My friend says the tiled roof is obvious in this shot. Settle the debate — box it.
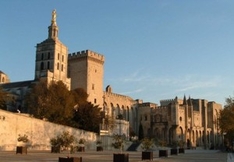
[0,80,35,89]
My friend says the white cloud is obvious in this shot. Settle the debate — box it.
[120,88,144,95]
[176,80,218,92]
[115,71,223,88]
[120,72,221,86]
[108,71,227,104]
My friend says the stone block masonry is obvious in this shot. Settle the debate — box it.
[0,109,97,151]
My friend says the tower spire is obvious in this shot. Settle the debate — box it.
[48,9,58,39]
[51,9,57,25]
[183,95,187,105]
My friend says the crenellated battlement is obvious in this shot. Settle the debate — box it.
[138,102,157,108]
[68,49,105,62]
[151,106,168,113]
[160,99,174,102]
[103,91,134,101]
[160,99,174,106]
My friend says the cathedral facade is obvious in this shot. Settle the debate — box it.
[0,10,222,148]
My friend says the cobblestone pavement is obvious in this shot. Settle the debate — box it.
[0,149,230,162]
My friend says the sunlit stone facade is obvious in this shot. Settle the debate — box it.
[138,96,222,148]
[0,10,223,148]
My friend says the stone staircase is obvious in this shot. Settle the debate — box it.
[126,142,141,151]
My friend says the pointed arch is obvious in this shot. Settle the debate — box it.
[178,127,183,141]
[116,104,120,115]
[126,106,130,121]
[196,130,199,146]
[111,103,115,118]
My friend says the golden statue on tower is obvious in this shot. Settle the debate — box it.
[51,9,57,25]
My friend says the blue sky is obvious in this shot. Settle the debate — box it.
[1,0,234,105]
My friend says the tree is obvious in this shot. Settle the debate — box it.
[25,80,102,133]
[46,81,75,124]
[26,80,48,117]
[112,134,125,152]
[71,88,88,105]
[26,80,75,125]
[141,137,154,151]
[0,87,6,109]
[219,99,234,133]
[0,87,12,110]
[72,102,102,133]
[104,115,116,131]
[50,131,76,150]
[219,97,234,147]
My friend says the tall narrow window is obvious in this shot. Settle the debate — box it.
[58,53,60,60]
[92,84,95,90]
[57,63,59,70]
[40,62,44,70]
[48,52,50,59]
[94,98,97,104]
[41,53,44,60]
[61,64,63,71]
[62,55,64,62]
[47,62,50,69]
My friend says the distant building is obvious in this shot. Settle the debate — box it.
[0,71,10,84]
[138,96,222,148]
[0,80,35,112]
[0,10,222,148]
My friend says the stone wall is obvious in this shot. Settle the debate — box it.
[0,109,97,151]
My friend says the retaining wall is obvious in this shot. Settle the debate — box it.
[0,109,97,151]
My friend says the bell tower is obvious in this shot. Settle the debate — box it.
[48,10,58,39]
[35,10,70,89]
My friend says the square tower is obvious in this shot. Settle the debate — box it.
[68,50,105,107]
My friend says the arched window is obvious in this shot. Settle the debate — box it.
[40,62,44,70]
[180,116,182,121]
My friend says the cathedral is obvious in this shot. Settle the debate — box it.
[0,10,222,148]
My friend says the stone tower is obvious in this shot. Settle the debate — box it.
[0,71,10,84]
[68,50,105,107]
[35,10,70,89]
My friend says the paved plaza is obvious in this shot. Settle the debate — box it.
[0,149,232,162]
